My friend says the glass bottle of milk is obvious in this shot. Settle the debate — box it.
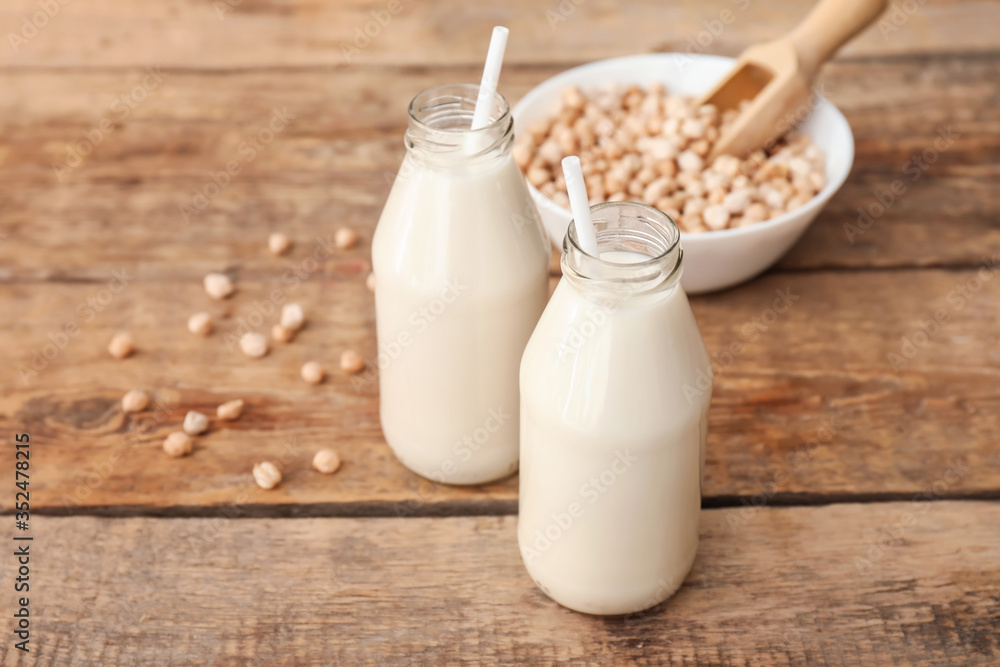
[518,202,712,615]
[372,84,551,485]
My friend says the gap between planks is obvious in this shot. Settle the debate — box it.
[10,491,1000,520]
[5,262,1000,286]
[1,48,1000,74]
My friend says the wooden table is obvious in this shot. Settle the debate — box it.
[2,0,998,663]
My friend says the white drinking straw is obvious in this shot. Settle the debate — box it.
[471,26,509,130]
[561,156,600,257]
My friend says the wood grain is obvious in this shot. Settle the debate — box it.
[0,0,997,70]
[0,56,997,284]
[1,504,996,664]
[3,268,999,515]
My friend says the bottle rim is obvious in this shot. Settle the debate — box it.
[562,201,683,294]
[405,84,513,159]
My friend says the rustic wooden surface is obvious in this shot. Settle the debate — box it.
[1,0,999,663]
[1,504,999,665]
[3,269,1000,516]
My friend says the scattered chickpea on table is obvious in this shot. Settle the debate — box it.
[109,230,365,482]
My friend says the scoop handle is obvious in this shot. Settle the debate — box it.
[789,0,887,76]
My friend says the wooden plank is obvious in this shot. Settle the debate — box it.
[0,0,997,69]
[0,57,997,279]
[1,59,994,181]
[3,268,999,515]
[1,504,997,663]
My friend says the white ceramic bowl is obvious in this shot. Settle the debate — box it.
[512,54,854,294]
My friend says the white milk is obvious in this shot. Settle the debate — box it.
[518,203,712,615]
[372,84,550,485]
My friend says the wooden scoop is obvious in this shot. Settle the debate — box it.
[700,0,887,161]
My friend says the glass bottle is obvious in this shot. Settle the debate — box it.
[518,202,712,615]
[372,84,550,485]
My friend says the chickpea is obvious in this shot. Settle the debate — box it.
[240,332,269,359]
[689,139,711,158]
[685,180,706,199]
[313,449,342,474]
[703,204,731,231]
[683,198,707,217]
[188,312,213,336]
[681,118,705,139]
[723,189,753,214]
[744,203,770,224]
[636,167,656,187]
[604,173,626,195]
[301,361,326,385]
[163,432,192,458]
[272,324,295,343]
[108,332,134,359]
[643,178,672,204]
[677,150,704,174]
[340,350,365,374]
[701,171,729,192]
[280,303,305,331]
[121,389,149,413]
[562,85,587,111]
[537,140,563,165]
[203,273,234,300]
[183,411,210,436]
[526,166,549,187]
[216,399,244,421]
[252,461,282,490]
[513,142,533,169]
[662,207,682,222]
[809,171,827,192]
[655,159,678,179]
[268,232,291,256]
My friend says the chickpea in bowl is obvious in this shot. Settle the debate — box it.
[511,54,854,294]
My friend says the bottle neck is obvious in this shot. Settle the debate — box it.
[404,83,514,168]
[562,202,683,300]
